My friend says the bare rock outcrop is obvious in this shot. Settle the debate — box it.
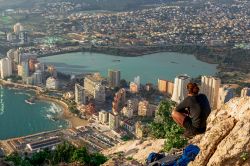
[189,97,250,166]
[189,117,236,166]
[102,139,165,164]
[102,97,250,166]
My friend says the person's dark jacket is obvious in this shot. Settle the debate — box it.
[176,93,211,129]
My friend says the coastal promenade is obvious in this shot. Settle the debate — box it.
[0,79,43,93]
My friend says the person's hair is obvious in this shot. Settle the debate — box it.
[187,82,199,95]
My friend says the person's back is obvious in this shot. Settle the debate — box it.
[172,83,211,138]
[195,93,211,129]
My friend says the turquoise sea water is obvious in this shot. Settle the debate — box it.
[39,52,217,84]
[0,86,67,140]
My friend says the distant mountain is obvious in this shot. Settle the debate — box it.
[0,0,40,9]
[75,0,178,11]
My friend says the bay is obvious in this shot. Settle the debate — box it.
[0,86,67,140]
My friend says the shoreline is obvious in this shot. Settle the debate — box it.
[0,80,88,130]
[36,95,73,128]
[37,95,88,129]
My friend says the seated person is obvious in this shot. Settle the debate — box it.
[171,83,211,138]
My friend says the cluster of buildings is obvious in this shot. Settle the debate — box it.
[1,46,249,140]
[73,73,108,115]
[6,23,30,45]
[33,0,248,47]
[0,48,59,90]
[72,70,156,134]
[98,98,155,131]
[71,68,249,139]
[0,0,249,157]
[1,1,248,58]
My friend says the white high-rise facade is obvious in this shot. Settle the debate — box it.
[0,58,12,79]
[171,74,191,103]
[109,112,119,130]
[201,76,221,109]
[134,76,140,87]
[94,83,106,103]
[13,23,24,34]
[98,110,109,124]
[21,61,29,78]
[84,73,105,103]
[108,69,120,88]
[6,33,13,42]
[217,85,234,109]
[32,70,42,85]
[75,84,86,105]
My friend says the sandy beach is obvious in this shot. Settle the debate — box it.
[37,95,89,128]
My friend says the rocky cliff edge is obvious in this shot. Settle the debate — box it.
[189,96,250,166]
[102,97,250,166]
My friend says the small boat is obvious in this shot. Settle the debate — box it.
[170,61,178,64]
[112,59,121,62]
[25,97,35,105]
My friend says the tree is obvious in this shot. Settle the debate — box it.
[90,153,108,166]
[52,142,76,164]
[149,122,165,138]
[149,100,187,152]
[4,152,22,165]
[154,100,173,123]
[4,142,107,166]
[30,148,51,165]
[164,123,187,151]
[71,147,90,164]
